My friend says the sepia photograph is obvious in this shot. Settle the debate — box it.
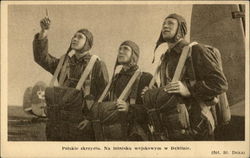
[1,1,249,157]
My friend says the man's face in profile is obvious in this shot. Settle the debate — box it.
[71,32,87,51]
[117,45,133,65]
[161,18,178,41]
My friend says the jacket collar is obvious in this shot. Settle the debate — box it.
[70,52,91,63]
[119,65,139,76]
[169,39,189,55]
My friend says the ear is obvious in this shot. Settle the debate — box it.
[80,38,90,52]
[129,51,138,66]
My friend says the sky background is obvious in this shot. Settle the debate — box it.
[7,4,192,106]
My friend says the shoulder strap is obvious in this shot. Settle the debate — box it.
[98,68,122,102]
[172,42,198,82]
[98,68,142,103]
[76,55,99,90]
[98,80,112,102]
[118,69,142,101]
[129,72,143,104]
[160,61,167,87]
[58,57,69,86]
[148,42,198,88]
[49,55,66,87]
[149,60,162,88]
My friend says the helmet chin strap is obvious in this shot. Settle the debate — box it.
[167,38,183,49]
[118,56,136,68]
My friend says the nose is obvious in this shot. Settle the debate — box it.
[163,22,168,27]
[119,48,124,54]
[163,25,169,30]
[72,37,78,42]
[163,23,170,29]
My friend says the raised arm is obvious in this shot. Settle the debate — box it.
[32,17,59,75]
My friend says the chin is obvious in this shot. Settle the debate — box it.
[72,48,82,52]
[71,47,77,50]
[117,60,128,65]
[162,35,173,41]
[117,61,124,65]
[71,45,80,50]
